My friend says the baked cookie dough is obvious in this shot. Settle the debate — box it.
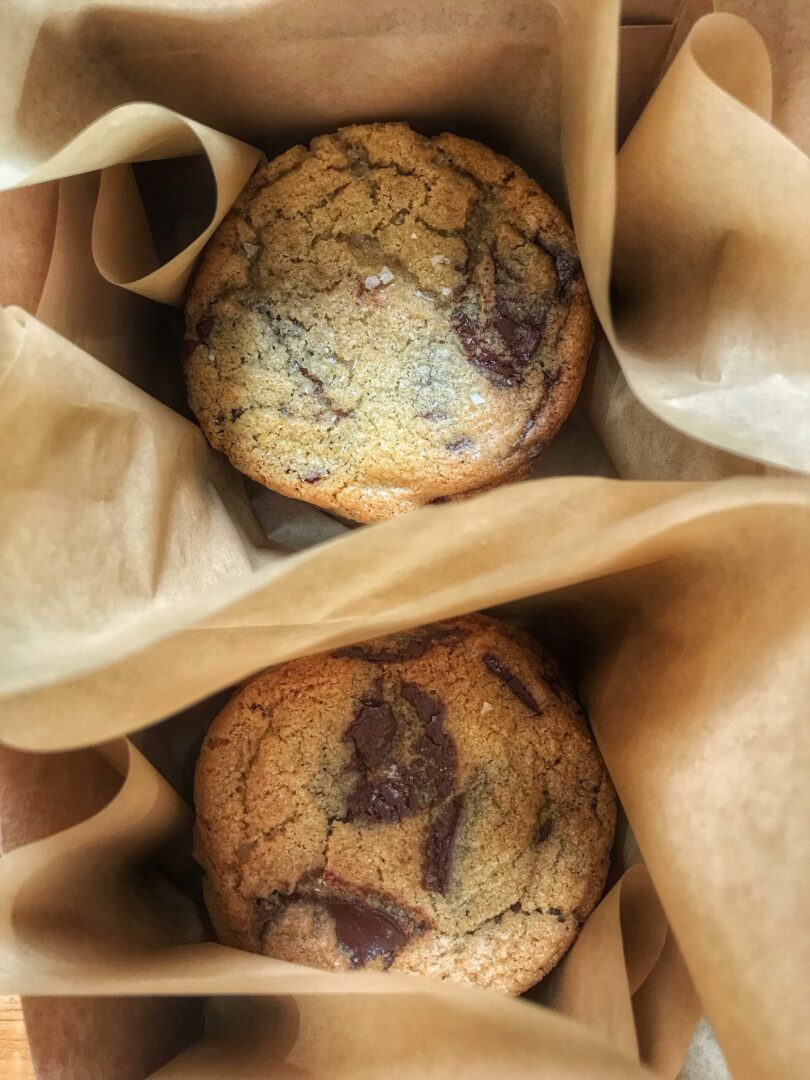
[194,614,615,993]
[183,123,593,522]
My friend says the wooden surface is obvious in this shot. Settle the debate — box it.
[0,998,35,1079]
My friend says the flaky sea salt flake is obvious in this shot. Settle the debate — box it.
[379,266,395,285]
[431,253,450,265]
[470,391,486,405]
[364,274,381,290]
[242,242,260,258]
[481,701,494,715]
[441,286,452,297]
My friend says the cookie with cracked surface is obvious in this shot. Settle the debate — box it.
[194,614,615,993]
[183,122,593,523]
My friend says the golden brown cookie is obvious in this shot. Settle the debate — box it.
[194,615,615,993]
[183,123,593,522]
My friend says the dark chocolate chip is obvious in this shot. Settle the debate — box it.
[534,235,581,294]
[303,472,327,484]
[510,901,523,913]
[334,626,466,664]
[196,316,215,344]
[343,677,458,823]
[324,898,413,967]
[257,886,422,969]
[400,682,439,725]
[344,701,397,769]
[423,792,465,894]
[405,684,456,802]
[230,407,245,422]
[482,653,540,713]
[534,817,553,844]
[547,906,566,923]
[495,312,543,364]
[473,345,520,385]
[346,770,418,823]
[451,311,520,386]
[554,250,581,289]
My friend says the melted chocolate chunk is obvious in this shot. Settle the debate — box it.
[482,654,540,713]
[404,683,456,802]
[510,901,523,913]
[346,769,418,823]
[230,407,245,422]
[334,625,466,664]
[343,680,458,823]
[303,471,327,484]
[400,682,439,725]
[423,792,465,894]
[180,338,197,361]
[451,311,520,386]
[534,236,581,295]
[495,310,544,365]
[554,249,581,290]
[344,699,397,768]
[534,817,553,844]
[325,899,414,967]
[256,887,422,969]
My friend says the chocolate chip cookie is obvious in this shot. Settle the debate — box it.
[183,123,593,523]
[194,615,615,993]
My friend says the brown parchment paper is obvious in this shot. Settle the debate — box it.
[0,1,808,1077]
[1,476,807,1078]
[595,0,809,483]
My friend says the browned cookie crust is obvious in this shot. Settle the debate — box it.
[183,123,593,522]
[194,615,615,993]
